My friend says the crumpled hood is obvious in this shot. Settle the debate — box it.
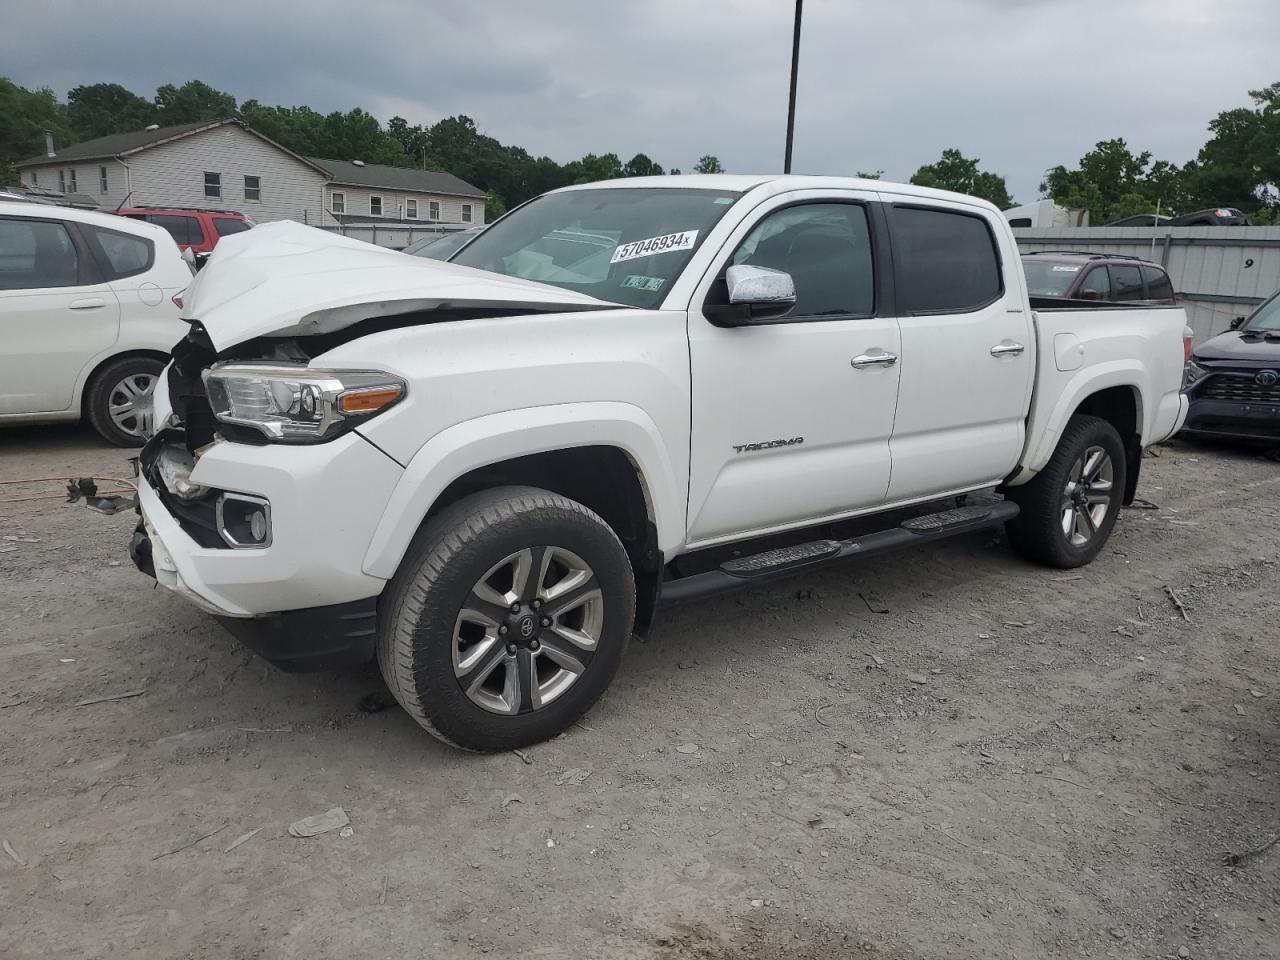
[1194,329,1280,364]
[182,220,612,351]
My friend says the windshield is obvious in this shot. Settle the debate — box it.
[451,187,741,308]
[1022,258,1082,297]
[404,230,476,260]
[1244,293,1280,332]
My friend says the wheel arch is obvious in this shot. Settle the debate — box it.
[78,349,171,417]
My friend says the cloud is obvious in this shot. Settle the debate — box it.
[4,0,1276,200]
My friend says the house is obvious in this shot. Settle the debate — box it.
[16,118,486,228]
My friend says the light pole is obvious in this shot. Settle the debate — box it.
[783,0,803,174]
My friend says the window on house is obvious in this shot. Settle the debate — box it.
[69,169,77,193]
[58,170,66,192]
[204,172,221,198]
[370,195,383,216]
[244,176,261,201]
[331,191,345,214]
[406,199,417,219]
[428,200,440,220]
[30,170,38,186]
[461,203,473,223]
[99,166,108,193]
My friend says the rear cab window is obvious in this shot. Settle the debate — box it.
[890,205,1002,313]
[1140,264,1174,301]
[1109,264,1145,301]
[213,218,251,238]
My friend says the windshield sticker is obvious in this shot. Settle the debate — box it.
[622,275,665,292]
[713,197,735,204]
[1051,265,1081,272]
[610,230,699,264]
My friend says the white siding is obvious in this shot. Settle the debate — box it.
[125,125,327,225]
[325,185,484,225]
[21,159,130,208]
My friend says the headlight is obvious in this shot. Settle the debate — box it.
[202,363,405,443]
[1183,359,1211,388]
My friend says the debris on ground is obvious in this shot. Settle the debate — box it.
[357,691,395,713]
[152,822,228,860]
[905,672,928,685]
[512,749,534,765]
[866,652,886,667]
[288,807,349,838]
[676,743,699,755]
[339,825,354,839]
[3,839,26,866]
[555,767,593,786]
[223,827,265,853]
[500,793,523,810]
[1224,835,1279,867]
[1164,586,1191,622]
[64,478,137,515]
[76,688,147,707]
[860,593,890,614]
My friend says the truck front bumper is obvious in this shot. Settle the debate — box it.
[131,429,403,671]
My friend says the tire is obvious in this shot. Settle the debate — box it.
[376,486,635,751]
[1005,415,1127,569]
[85,356,164,447]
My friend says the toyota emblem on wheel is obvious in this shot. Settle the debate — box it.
[1255,370,1279,386]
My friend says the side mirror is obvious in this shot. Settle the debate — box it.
[179,247,197,272]
[1229,315,1246,330]
[1077,289,1099,301]
[707,264,797,325]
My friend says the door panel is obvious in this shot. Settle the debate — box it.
[884,201,1034,501]
[0,217,121,414]
[686,192,901,546]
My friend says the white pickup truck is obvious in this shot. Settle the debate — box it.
[129,175,1189,751]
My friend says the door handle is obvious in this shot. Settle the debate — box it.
[851,351,898,369]
[990,342,1025,357]
[69,297,106,310]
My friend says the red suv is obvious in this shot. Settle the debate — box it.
[116,207,254,261]
[1021,252,1177,306]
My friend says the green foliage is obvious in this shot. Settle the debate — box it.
[693,155,724,174]
[623,153,664,177]
[855,170,883,180]
[485,190,507,222]
[0,79,72,184]
[1039,139,1187,222]
[153,80,237,125]
[67,83,156,140]
[1181,83,1280,215]
[910,148,1013,208]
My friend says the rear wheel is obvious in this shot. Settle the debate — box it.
[1005,415,1127,569]
[376,486,635,751]
[85,356,164,447]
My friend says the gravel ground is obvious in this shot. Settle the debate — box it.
[1,423,1277,960]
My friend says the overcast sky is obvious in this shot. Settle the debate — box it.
[5,0,1277,201]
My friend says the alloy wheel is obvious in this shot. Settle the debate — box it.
[452,546,604,715]
[1060,445,1113,547]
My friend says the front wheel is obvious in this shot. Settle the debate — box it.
[376,486,635,751]
[1005,415,1127,569]
[85,356,164,447]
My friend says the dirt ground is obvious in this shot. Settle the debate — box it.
[1,423,1277,960]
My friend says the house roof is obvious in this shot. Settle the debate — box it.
[19,119,232,166]
[307,158,486,199]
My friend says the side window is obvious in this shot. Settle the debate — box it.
[213,218,250,237]
[1141,264,1174,301]
[729,203,875,318]
[1078,266,1111,300]
[0,218,81,289]
[149,215,193,245]
[1109,264,1144,301]
[890,206,1002,313]
[81,225,154,279]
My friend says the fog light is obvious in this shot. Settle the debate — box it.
[215,493,272,548]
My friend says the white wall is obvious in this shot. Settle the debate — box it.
[324,185,483,225]
[125,125,328,225]
[24,159,129,207]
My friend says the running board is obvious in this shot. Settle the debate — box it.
[660,500,1020,604]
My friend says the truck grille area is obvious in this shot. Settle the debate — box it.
[1200,375,1280,405]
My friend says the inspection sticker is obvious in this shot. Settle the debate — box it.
[610,230,698,264]
[622,275,665,291]
[1050,265,1081,272]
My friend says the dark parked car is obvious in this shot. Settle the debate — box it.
[1182,290,1280,442]
[402,225,485,260]
[1167,207,1251,226]
[1021,252,1176,305]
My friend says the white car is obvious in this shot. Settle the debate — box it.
[0,202,192,445]
[129,175,1189,751]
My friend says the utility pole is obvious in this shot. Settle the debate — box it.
[783,0,803,174]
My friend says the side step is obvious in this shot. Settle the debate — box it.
[660,500,1019,604]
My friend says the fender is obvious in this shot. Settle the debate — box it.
[1014,359,1148,482]
[360,401,686,580]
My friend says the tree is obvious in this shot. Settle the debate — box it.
[1181,82,1280,217]
[855,169,883,180]
[1041,138,1186,222]
[693,155,723,174]
[563,152,624,184]
[485,190,507,222]
[910,148,1013,208]
[0,79,72,184]
[622,153,664,177]
[67,83,155,140]
[153,80,237,125]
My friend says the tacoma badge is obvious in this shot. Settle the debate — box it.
[732,437,804,454]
